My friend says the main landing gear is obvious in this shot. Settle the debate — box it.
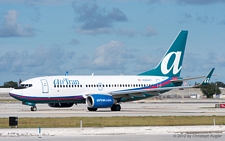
[87,107,98,111]
[110,104,121,111]
[31,106,37,111]
[87,104,121,112]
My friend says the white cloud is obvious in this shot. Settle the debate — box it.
[0,46,75,75]
[75,27,111,35]
[116,28,136,37]
[141,25,158,37]
[175,0,225,5]
[93,41,131,69]
[196,15,209,24]
[72,1,127,35]
[70,38,80,45]
[76,41,135,71]
[0,10,34,37]
[133,55,158,73]
[179,13,192,24]
[0,0,73,5]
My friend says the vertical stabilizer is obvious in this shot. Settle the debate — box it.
[138,30,188,77]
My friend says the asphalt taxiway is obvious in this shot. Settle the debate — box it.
[1,134,223,141]
[1,99,225,117]
[1,99,225,140]
[0,126,225,140]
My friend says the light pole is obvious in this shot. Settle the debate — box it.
[215,79,217,98]
[187,76,190,97]
[215,82,217,95]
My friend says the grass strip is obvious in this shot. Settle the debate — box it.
[0,116,225,128]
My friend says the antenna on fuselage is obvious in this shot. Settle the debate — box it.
[65,71,69,76]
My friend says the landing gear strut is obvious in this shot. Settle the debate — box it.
[110,104,121,111]
[31,106,37,111]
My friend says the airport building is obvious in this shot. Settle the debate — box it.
[163,88,225,99]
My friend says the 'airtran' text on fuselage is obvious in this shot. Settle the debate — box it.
[53,78,80,85]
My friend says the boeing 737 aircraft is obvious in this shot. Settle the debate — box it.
[9,30,214,111]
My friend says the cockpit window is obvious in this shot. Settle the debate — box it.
[15,84,33,89]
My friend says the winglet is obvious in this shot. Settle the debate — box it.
[193,68,215,88]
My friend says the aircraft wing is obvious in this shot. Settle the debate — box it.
[110,68,215,98]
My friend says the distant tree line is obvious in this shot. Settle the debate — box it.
[0,81,18,88]
[0,79,22,88]
[200,81,224,98]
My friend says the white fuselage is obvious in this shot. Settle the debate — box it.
[10,75,173,103]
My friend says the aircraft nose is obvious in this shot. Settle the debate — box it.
[9,89,22,98]
[9,89,16,96]
[9,88,16,94]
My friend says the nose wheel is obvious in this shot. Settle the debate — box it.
[31,106,37,111]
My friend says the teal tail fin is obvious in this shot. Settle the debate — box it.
[138,30,188,77]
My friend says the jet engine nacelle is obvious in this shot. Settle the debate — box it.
[86,94,114,108]
[48,103,74,108]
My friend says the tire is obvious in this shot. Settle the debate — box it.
[115,105,121,111]
[110,105,115,111]
[31,106,37,111]
[111,104,121,111]
[87,107,98,111]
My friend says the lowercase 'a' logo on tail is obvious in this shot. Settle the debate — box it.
[161,51,182,75]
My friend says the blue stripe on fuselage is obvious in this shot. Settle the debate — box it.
[9,93,84,104]
[116,77,179,92]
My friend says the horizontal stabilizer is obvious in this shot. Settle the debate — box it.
[171,70,217,83]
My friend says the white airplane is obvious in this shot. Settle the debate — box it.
[9,30,214,111]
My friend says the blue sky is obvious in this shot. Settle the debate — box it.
[0,0,225,85]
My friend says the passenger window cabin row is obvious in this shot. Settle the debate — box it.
[86,84,152,87]
[54,85,82,88]
[54,84,153,88]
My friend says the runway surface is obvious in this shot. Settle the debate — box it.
[1,99,225,140]
[0,126,225,140]
[1,134,225,141]
[1,99,225,117]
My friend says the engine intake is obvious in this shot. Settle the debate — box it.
[86,94,114,108]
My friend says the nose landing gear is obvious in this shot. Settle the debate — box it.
[31,106,37,111]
